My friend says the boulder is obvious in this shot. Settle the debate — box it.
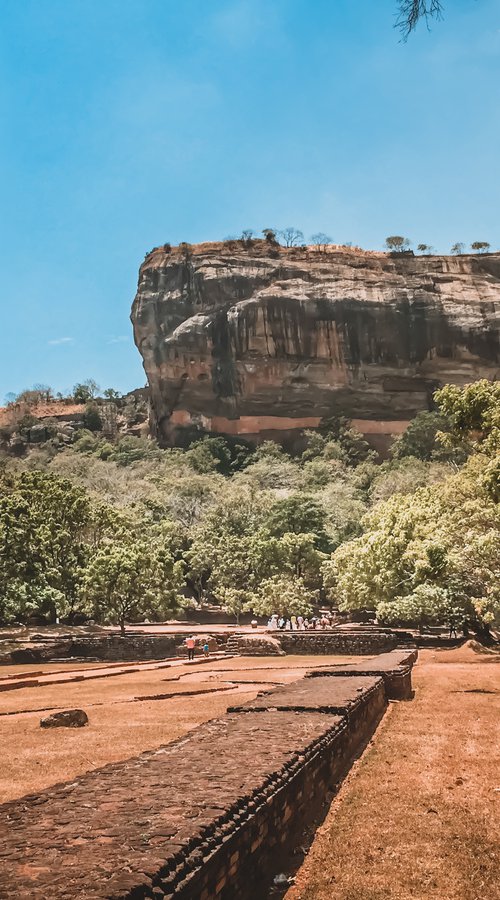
[40,709,89,728]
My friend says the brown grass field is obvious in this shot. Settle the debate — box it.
[1,645,498,900]
[286,644,500,900]
[0,654,362,802]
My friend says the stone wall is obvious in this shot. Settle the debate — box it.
[234,630,398,656]
[4,633,228,665]
[0,650,416,900]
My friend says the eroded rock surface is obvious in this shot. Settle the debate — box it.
[131,242,500,445]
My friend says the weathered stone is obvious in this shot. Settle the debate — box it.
[227,634,285,656]
[40,709,89,728]
[131,241,500,447]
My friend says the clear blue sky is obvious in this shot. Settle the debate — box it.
[1,0,499,399]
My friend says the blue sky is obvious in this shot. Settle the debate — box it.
[1,0,499,399]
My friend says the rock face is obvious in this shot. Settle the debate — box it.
[131,242,500,447]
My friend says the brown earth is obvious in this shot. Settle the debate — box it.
[0,654,362,802]
[286,644,500,900]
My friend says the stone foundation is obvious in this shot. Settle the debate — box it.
[4,633,228,665]
[0,650,416,900]
[232,630,398,656]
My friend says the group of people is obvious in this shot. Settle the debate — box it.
[184,635,210,660]
[267,613,334,631]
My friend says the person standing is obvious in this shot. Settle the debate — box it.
[186,635,196,661]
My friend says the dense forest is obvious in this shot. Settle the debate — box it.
[0,380,498,635]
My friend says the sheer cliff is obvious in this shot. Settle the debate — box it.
[131,241,500,446]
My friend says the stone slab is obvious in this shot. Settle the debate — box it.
[228,674,383,715]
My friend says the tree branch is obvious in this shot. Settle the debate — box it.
[396,0,444,39]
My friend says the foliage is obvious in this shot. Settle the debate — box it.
[0,472,105,622]
[186,436,252,475]
[471,241,491,254]
[1,378,497,632]
[450,242,465,255]
[390,411,462,462]
[434,380,500,456]
[84,539,183,633]
[264,494,331,552]
[82,402,103,432]
[323,456,500,631]
[73,379,100,403]
[249,574,316,618]
[385,235,411,252]
[318,417,376,466]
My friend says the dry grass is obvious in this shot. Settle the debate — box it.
[286,645,500,900]
[0,654,356,803]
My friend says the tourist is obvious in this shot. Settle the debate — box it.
[203,640,210,658]
[285,618,291,631]
[290,614,297,631]
[278,616,285,630]
[297,615,304,630]
[185,635,196,661]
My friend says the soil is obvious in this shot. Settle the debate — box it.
[285,644,500,900]
[0,654,362,802]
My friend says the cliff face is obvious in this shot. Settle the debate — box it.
[131,242,500,446]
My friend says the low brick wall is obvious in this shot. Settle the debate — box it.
[274,630,398,655]
[6,633,227,665]
[0,650,416,900]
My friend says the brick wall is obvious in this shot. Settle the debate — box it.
[0,651,416,900]
[271,630,398,655]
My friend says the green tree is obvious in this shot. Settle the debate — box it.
[0,472,103,622]
[103,388,121,401]
[264,494,330,552]
[323,457,500,635]
[319,417,375,466]
[82,402,103,432]
[73,379,100,403]
[377,583,449,630]
[434,380,500,456]
[249,574,316,618]
[391,411,460,462]
[417,243,433,254]
[84,540,183,633]
[385,235,411,252]
[450,242,465,255]
[471,241,491,254]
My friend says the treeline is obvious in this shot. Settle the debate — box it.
[0,381,498,634]
[146,231,496,259]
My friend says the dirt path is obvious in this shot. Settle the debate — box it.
[286,646,500,900]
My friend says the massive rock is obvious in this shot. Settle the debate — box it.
[131,241,500,447]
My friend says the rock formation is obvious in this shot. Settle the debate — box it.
[131,241,500,447]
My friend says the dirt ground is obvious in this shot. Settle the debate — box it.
[286,644,500,900]
[0,654,362,802]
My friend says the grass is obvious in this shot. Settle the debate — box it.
[286,644,500,900]
[0,654,359,802]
